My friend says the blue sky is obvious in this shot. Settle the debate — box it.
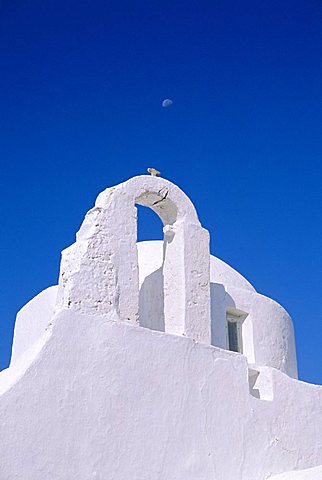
[0,0,321,383]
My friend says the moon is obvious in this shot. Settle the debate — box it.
[162,98,173,108]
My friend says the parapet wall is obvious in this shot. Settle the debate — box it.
[0,308,320,480]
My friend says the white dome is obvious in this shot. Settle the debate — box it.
[209,255,255,292]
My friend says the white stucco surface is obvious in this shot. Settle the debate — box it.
[270,465,322,479]
[137,240,255,292]
[0,175,320,479]
[209,255,255,292]
[0,310,321,480]
[137,240,297,378]
[56,175,211,343]
[10,285,57,365]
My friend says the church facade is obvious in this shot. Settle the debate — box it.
[1,176,321,479]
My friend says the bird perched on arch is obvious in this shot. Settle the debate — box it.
[147,167,161,177]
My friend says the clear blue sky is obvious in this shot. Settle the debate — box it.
[0,0,321,383]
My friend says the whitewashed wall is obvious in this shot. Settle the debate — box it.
[0,309,321,480]
[137,241,297,378]
[0,176,318,480]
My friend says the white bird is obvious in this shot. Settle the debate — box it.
[147,167,161,177]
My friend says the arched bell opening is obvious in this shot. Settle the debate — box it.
[135,188,178,226]
[135,188,179,332]
[135,208,165,333]
[136,205,164,243]
[57,176,211,344]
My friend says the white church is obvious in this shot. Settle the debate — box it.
[0,175,321,480]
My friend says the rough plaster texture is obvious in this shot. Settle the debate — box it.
[0,176,320,479]
[56,175,211,343]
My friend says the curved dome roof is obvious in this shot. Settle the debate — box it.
[137,241,255,292]
[210,255,255,292]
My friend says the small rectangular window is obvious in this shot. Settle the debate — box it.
[227,320,239,352]
[226,314,243,353]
